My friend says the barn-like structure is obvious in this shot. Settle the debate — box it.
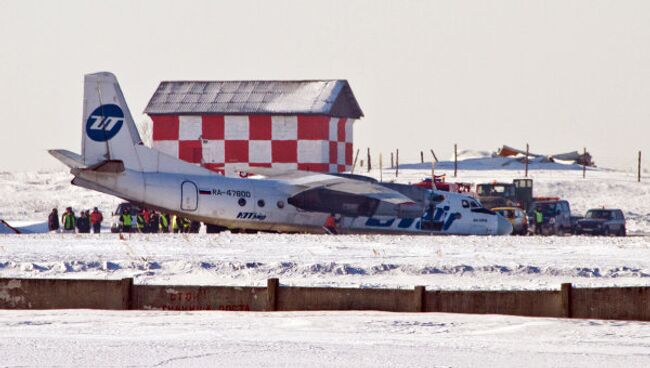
[144,80,363,175]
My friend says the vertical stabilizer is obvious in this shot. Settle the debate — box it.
[82,72,143,170]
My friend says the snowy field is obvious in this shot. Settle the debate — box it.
[1,310,649,368]
[2,163,650,366]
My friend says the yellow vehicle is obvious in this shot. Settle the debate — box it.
[492,207,528,235]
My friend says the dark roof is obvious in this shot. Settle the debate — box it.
[144,80,363,119]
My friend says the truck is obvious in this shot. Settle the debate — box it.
[476,179,534,211]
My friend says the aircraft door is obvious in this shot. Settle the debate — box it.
[181,180,198,211]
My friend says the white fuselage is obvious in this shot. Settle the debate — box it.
[73,168,512,235]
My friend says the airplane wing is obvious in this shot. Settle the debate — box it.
[242,167,422,218]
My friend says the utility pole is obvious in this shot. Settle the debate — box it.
[395,149,399,178]
[639,151,642,182]
[431,160,436,182]
[390,152,394,168]
[430,149,438,162]
[379,153,383,182]
[420,151,424,164]
[582,147,586,179]
[525,143,529,178]
[351,149,360,174]
[367,148,371,172]
[454,144,458,178]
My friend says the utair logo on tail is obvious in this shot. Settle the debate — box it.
[85,104,124,142]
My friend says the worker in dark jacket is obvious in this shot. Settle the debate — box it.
[48,208,59,232]
[189,220,201,233]
[77,211,90,233]
[149,211,160,234]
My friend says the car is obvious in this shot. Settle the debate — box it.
[575,209,626,236]
[527,200,572,235]
[492,207,528,235]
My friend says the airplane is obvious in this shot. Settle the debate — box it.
[49,72,513,236]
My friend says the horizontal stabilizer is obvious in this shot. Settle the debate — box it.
[85,160,125,173]
[48,149,87,169]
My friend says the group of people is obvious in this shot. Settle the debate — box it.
[47,206,201,234]
[48,207,103,233]
[118,207,200,234]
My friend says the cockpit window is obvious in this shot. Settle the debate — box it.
[461,200,469,208]
[470,201,480,208]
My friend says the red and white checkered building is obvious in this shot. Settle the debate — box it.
[144,80,363,175]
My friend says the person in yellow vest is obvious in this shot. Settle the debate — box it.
[172,215,181,233]
[182,218,191,233]
[160,213,170,233]
[136,211,146,233]
[61,207,76,233]
[120,211,132,233]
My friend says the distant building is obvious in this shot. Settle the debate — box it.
[144,80,363,175]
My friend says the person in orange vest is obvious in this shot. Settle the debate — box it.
[324,213,338,235]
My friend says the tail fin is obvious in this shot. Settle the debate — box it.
[82,72,143,170]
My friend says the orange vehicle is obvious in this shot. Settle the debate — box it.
[492,207,528,235]
[415,175,472,193]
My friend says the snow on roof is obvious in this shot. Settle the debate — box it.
[144,80,364,119]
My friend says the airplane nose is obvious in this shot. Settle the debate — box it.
[496,216,513,235]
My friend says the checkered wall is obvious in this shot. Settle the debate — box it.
[151,115,354,175]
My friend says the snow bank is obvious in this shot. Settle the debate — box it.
[2,233,650,290]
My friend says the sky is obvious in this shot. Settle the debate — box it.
[1,0,649,171]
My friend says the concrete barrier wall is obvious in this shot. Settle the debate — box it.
[1,277,649,321]
[571,286,650,321]
[0,278,128,310]
[425,290,564,317]
[132,285,267,311]
[278,287,415,312]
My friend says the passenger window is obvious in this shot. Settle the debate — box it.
[461,200,469,208]
[257,199,265,208]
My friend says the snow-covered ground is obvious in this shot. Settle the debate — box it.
[2,163,650,365]
[1,233,649,290]
[0,310,648,367]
